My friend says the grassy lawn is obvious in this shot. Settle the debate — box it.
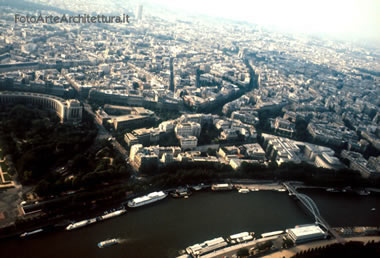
[0,162,8,172]
[3,173,12,182]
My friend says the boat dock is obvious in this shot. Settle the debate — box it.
[199,236,279,258]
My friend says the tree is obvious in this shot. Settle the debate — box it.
[72,154,89,172]
[207,148,216,156]
[35,180,50,196]
[132,81,140,90]
[295,118,309,141]
[257,241,273,251]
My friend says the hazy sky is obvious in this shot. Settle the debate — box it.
[146,0,379,42]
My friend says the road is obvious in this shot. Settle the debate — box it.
[262,236,380,258]
[83,102,129,159]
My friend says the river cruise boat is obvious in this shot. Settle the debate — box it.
[127,191,168,208]
[97,238,121,248]
[66,218,97,230]
[100,208,127,220]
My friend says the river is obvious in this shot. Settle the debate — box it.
[0,189,378,258]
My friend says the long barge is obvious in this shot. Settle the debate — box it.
[66,207,127,230]
[65,218,97,230]
[186,237,228,256]
[211,184,233,191]
[20,229,43,238]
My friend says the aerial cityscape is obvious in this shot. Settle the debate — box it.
[0,0,379,257]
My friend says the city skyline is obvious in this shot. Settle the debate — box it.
[147,0,380,43]
[0,0,379,257]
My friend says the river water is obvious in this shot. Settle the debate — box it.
[0,189,379,258]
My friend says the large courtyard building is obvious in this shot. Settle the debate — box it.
[0,91,82,123]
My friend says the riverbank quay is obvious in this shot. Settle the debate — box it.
[229,180,358,192]
[290,181,380,193]
[199,234,380,258]
[261,236,380,258]
[232,181,284,191]
[198,236,279,258]
[183,224,380,258]
[0,184,134,240]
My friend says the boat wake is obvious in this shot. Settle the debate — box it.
[117,238,132,244]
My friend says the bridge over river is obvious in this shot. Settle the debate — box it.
[283,182,345,244]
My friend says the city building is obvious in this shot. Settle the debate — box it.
[96,105,155,131]
[314,152,344,170]
[287,224,326,244]
[262,133,302,166]
[341,150,379,178]
[136,4,143,21]
[124,127,160,147]
[242,143,266,160]
[175,122,201,138]
[169,57,175,92]
[179,136,198,150]
[271,117,296,137]
[159,120,176,133]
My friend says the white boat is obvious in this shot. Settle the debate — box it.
[101,208,126,220]
[186,237,227,256]
[358,190,370,196]
[127,191,167,208]
[211,184,233,191]
[20,229,43,238]
[65,218,97,230]
[227,232,254,243]
[238,189,250,193]
[171,188,192,198]
[98,238,121,248]
[192,183,205,191]
[277,188,286,192]
[261,230,284,238]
